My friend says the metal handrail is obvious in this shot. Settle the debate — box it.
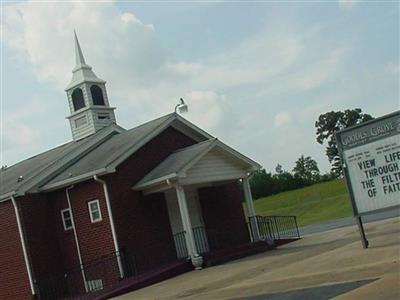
[248,215,300,241]
[36,238,177,300]
[172,226,210,258]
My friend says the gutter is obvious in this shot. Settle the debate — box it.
[40,168,110,192]
[10,194,36,296]
[93,175,124,278]
[0,191,21,202]
[132,173,178,191]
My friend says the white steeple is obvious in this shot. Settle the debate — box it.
[66,31,106,90]
[74,30,87,66]
[65,31,116,141]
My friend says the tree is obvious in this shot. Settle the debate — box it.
[292,155,320,184]
[249,169,273,199]
[275,163,283,174]
[315,109,373,176]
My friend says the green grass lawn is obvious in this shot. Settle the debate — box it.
[245,179,353,227]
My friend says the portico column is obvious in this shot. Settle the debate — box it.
[175,186,200,259]
[243,177,261,241]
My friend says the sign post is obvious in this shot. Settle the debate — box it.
[336,111,400,248]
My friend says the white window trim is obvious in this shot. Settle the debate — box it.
[88,199,103,223]
[61,208,73,231]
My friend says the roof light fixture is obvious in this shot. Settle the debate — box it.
[175,98,188,114]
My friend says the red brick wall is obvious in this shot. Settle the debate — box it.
[48,189,80,272]
[104,127,196,272]
[1,182,120,298]
[0,200,32,300]
[66,181,115,265]
[32,180,119,295]
[0,126,196,298]
[199,182,250,250]
[19,194,65,280]
[0,125,250,300]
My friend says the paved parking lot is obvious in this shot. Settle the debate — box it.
[115,217,400,300]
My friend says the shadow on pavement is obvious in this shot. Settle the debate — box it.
[234,279,378,300]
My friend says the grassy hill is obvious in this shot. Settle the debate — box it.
[246,179,353,227]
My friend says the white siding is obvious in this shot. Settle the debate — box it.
[66,81,116,141]
[181,149,247,185]
[69,111,96,141]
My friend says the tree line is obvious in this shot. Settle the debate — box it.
[250,157,336,199]
[250,108,374,200]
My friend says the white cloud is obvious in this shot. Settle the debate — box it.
[1,102,42,161]
[2,1,163,88]
[338,0,358,10]
[292,48,347,90]
[274,111,291,128]
[1,1,344,109]
[2,0,376,173]
[1,124,37,149]
[195,32,304,90]
[385,61,399,76]
[184,91,226,131]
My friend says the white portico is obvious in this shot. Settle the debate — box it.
[133,138,261,265]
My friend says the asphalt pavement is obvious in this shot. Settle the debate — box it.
[116,217,400,300]
[299,208,400,235]
[237,279,377,300]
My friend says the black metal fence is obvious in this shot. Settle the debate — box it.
[248,215,300,241]
[36,251,125,299]
[193,226,210,254]
[37,219,299,299]
[173,231,188,258]
[172,226,210,258]
[36,240,175,300]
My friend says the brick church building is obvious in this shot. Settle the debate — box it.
[0,33,291,300]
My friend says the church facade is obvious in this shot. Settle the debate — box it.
[0,34,264,299]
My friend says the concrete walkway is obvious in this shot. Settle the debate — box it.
[115,217,400,300]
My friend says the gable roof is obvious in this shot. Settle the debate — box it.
[2,114,199,199]
[0,124,124,200]
[39,113,212,192]
[1,112,259,200]
[134,139,216,188]
[0,141,77,197]
[134,138,261,191]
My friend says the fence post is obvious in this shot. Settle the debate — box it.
[294,216,300,238]
[274,217,280,239]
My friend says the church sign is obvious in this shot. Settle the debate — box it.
[336,111,400,248]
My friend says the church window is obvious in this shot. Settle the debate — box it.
[88,200,102,223]
[72,88,85,111]
[61,208,73,231]
[91,85,105,106]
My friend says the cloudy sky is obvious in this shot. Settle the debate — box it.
[1,0,399,174]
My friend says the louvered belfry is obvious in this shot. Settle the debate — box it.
[65,31,116,141]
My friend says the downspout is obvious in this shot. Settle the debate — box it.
[93,175,124,278]
[65,185,87,290]
[243,173,261,241]
[10,195,36,296]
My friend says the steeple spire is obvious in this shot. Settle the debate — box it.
[65,31,116,141]
[66,31,105,90]
[74,30,87,67]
